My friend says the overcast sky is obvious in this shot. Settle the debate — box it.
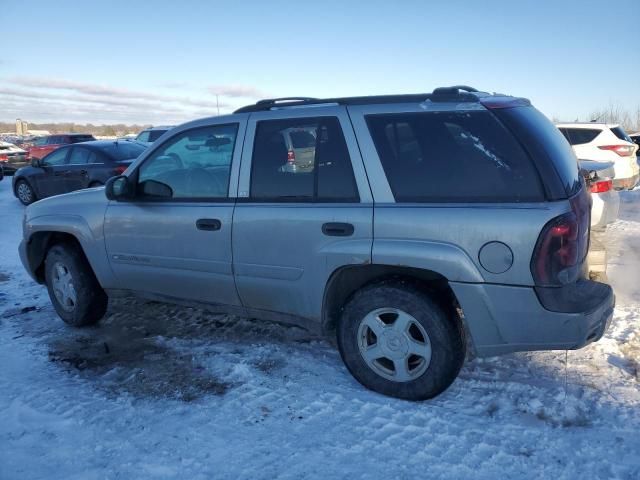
[1,0,638,125]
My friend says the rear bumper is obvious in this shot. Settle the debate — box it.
[451,280,614,357]
[590,188,619,230]
[613,173,639,191]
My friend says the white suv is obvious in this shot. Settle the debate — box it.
[557,123,639,190]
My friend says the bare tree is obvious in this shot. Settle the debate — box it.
[588,102,638,132]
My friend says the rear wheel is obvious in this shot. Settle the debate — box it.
[337,281,465,400]
[44,243,108,327]
[15,179,36,205]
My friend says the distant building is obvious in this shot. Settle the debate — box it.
[15,119,29,136]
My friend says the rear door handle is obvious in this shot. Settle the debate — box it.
[196,218,222,231]
[322,222,354,237]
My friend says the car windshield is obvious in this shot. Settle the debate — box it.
[101,141,146,161]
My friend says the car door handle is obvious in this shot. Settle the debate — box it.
[196,218,222,231]
[322,222,354,237]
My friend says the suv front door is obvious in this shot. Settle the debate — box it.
[233,107,373,321]
[103,120,246,306]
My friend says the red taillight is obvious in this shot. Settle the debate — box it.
[0,154,7,162]
[114,165,128,175]
[531,190,590,286]
[589,179,612,194]
[287,150,295,164]
[598,145,634,157]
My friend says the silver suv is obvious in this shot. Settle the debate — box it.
[19,86,614,400]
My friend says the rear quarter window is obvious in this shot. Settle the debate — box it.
[366,110,545,203]
[493,107,582,198]
[610,126,632,143]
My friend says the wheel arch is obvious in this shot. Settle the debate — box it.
[23,216,113,287]
[27,231,86,283]
[14,176,37,201]
[321,264,468,343]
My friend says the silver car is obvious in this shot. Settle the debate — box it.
[19,86,614,400]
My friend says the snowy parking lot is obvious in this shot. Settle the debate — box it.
[0,178,639,479]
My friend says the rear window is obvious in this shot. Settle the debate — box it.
[289,130,316,148]
[561,128,601,145]
[70,135,95,144]
[610,126,632,143]
[100,142,146,161]
[366,110,544,202]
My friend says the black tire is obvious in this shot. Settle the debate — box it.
[44,243,108,327]
[15,179,36,205]
[337,281,465,400]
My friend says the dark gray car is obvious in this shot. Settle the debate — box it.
[18,86,614,400]
[12,140,146,205]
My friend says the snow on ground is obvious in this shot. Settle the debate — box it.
[0,178,639,480]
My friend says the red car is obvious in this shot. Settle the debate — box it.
[27,133,96,160]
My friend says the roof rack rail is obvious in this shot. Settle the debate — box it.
[235,97,323,113]
[255,97,319,106]
[234,87,483,113]
[432,85,478,95]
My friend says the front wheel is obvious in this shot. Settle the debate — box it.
[15,179,36,205]
[337,282,465,400]
[44,243,108,327]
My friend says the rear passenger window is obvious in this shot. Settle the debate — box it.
[366,111,545,202]
[250,117,359,202]
[68,147,97,164]
[564,128,601,145]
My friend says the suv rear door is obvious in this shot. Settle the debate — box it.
[233,106,373,321]
[103,119,246,306]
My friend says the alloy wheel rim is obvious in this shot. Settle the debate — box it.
[51,262,77,312]
[17,183,32,203]
[357,307,432,382]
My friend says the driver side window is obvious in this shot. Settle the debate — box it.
[43,148,69,166]
[138,124,238,199]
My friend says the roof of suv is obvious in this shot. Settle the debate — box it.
[234,86,529,113]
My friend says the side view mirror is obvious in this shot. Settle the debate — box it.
[31,158,41,168]
[105,175,134,201]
